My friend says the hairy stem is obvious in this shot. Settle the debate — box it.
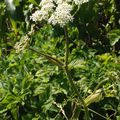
[64,27,89,120]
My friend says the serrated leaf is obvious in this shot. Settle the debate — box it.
[69,59,86,69]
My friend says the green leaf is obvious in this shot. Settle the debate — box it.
[14,0,20,6]
[68,59,86,69]
[107,29,120,46]
[9,17,18,35]
[117,116,120,120]
[11,106,19,120]
[0,108,7,114]
[27,0,38,6]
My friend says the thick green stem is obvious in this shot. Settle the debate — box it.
[64,27,89,120]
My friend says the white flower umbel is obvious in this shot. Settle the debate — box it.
[30,10,43,22]
[48,2,73,27]
[40,0,54,12]
[30,0,89,27]
[30,9,52,22]
[30,0,54,22]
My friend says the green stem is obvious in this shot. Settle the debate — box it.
[64,27,69,67]
[64,27,89,120]
[64,68,89,120]
[29,27,89,120]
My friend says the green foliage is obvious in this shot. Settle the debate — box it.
[0,0,120,120]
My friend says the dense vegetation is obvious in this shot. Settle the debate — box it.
[0,0,120,120]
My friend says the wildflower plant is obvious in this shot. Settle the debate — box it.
[1,0,120,120]
[29,0,90,119]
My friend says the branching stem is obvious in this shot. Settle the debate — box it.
[64,27,89,120]
[29,27,89,120]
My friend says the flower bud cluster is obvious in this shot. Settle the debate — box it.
[14,35,30,53]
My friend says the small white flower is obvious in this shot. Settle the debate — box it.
[30,0,54,22]
[30,10,42,22]
[40,0,53,6]
[48,2,73,27]
[30,10,51,22]
[53,0,72,4]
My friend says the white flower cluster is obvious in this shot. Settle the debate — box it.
[48,2,73,27]
[30,0,54,22]
[14,35,30,53]
[30,0,89,27]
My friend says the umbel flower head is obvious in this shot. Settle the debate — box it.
[30,0,55,22]
[48,2,73,27]
[30,0,89,27]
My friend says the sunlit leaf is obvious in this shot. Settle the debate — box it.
[107,29,120,46]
